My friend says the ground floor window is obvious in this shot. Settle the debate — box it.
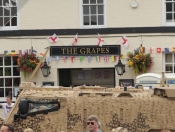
[164,52,175,73]
[0,56,20,98]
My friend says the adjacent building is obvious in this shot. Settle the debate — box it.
[0,0,175,101]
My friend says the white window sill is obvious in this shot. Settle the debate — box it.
[164,23,175,26]
[0,26,19,31]
[81,25,106,29]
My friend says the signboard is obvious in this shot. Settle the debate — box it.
[119,79,134,87]
[50,45,121,56]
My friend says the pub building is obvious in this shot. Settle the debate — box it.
[0,0,175,101]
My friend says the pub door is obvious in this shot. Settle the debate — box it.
[59,69,72,87]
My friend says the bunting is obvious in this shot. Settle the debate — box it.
[72,33,78,45]
[173,47,175,52]
[55,56,59,62]
[111,55,116,62]
[32,50,37,54]
[88,56,92,62]
[11,50,16,56]
[164,48,169,53]
[79,56,84,62]
[104,56,109,62]
[121,36,129,49]
[40,53,44,56]
[97,33,104,47]
[4,50,9,55]
[47,56,52,63]
[47,33,59,43]
[157,48,162,53]
[149,47,153,53]
[96,56,100,62]
[18,50,22,57]
[71,56,75,63]
[63,56,68,62]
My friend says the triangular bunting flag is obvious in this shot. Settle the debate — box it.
[173,47,175,52]
[111,55,116,62]
[18,50,22,57]
[96,56,100,62]
[88,56,92,62]
[104,56,109,62]
[149,47,153,53]
[79,56,84,62]
[4,50,9,55]
[157,48,162,53]
[40,53,44,56]
[71,56,74,63]
[63,56,68,62]
[55,56,59,62]
[164,48,169,53]
[11,50,16,56]
[97,33,104,47]
[121,36,129,49]
[32,50,37,55]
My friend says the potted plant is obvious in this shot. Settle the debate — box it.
[127,50,153,74]
[17,52,40,79]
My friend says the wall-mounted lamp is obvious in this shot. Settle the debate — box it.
[131,1,138,8]
[40,59,51,77]
[115,57,125,76]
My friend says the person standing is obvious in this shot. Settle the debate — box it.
[86,115,100,132]
[0,124,14,132]
[0,96,14,118]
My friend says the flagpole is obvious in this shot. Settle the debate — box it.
[115,38,122,44]
[59,40,64,46]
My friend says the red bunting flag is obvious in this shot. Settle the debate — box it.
[149,47,153,53]
[97,33,104,47]
[157,48,162,53]
[72,33,78,45]
[71,56,74,63]
[121,36,129,49]
[47,33,59,43]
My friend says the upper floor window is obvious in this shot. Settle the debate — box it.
[82,0,105,28]
[164,52,175,73]
[0,0,18,29]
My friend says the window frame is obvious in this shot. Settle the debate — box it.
[0,55,20,101]
[163,0,175,26]
[163,52,175,73]
[80,0,106,29]
[0,0,19,30]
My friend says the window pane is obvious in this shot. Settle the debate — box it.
[5,78,12,87]
[91,15,97,25]
[83,0,89,4]
[13,78,20,86]
[11,7,17,16]
[3,0,8,6]
[84,16,89,25]
[0,67,3,76]
[165,53,172,62]
[4,56,11,66]
[0,17,3,26]
[5,88,12,96]
[4,8,10,16]
[166,3,172,12]
[0,88,4,97]
[0,78,4,87]
[91,5,96,14]
[0,7,3,16]
[11,0,17,6]
[90,0,96,4]
[0,57,2,66]
[12,56,18,65]
[5,67,11,76]
[13,67,19,76]
[11,17,17,26]
[98,15,104,25]
[98,5,103,14]
[166,13,172,22]
[166,64,173,72]
[0,0,2,6]
[83,5,89,15]
[97,0,103,3]
[4,17,10,26]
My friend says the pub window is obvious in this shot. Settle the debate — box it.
[0,56,20,98]
[82,0,105,28]
[164,52,175,73]
[0,0,18,29]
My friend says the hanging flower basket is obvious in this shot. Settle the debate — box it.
[127,51,153,74]
[17,53,40,79]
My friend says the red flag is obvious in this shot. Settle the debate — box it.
[72,33,78,45]
[157,48,162,53]
[121,36,129,49]
[149,47,153,53]
[71,56,74,63]
[104,56,109,62]
[97,33,104,47]
[47,33,59,43]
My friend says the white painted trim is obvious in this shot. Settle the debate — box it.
[162,0,165,26]
[80,0,106,29]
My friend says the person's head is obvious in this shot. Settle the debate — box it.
[6,96,12,104]
[24,128,34,132]
[112,127,128,132]
[0,124,14,132]
[87,115,99,132]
